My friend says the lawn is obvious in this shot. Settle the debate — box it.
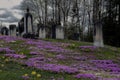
[0,35,120,80]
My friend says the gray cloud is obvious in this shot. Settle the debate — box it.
[12,4,21,10]
[0,1,23,26]
[0,9,20,23]
[0,8,6,10]
[0,10,12,18]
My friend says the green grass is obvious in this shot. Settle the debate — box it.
[0,40,88,80]
[0,60,81,80]
[0,38,120,80]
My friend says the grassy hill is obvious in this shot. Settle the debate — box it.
[0,35,120,80]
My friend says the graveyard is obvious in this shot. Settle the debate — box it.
[0,0,120,80]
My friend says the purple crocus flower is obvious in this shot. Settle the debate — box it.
[0,48,15,53]
[4,54,26,59]
[56,54,66,60]
[79,46,97,52]
[75,73,96,80]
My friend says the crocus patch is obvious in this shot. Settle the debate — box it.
[75,73,97,80]
[91,60,120,75]
[79,46,97,52]
[4,54,26,59]
[0,48,15,54]
[0,35,120,79]
[34,63,79,74]
[56,54,66,60]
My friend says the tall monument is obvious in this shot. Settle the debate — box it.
[23,8,34,35]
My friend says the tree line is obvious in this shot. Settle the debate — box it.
[21,0,120,47]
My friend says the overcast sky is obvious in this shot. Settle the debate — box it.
[0,0,23,27]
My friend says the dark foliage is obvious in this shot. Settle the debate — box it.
[102,0,120,47]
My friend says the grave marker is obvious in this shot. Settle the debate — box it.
[56,26,64,39]
[9,25,16,37]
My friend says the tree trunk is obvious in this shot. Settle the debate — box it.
[44,0,48,26]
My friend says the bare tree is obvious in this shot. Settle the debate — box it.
[20,0,102,42]
[21,0,48,24]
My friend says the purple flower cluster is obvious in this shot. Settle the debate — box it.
[72,56,88,61]
[56,54,66,60]
[71,63,98,71]
[1,36,120,79]
[26,40,72,53]
[35,63,78,74]
[0,48,15,53]
[4,54,26,59]
[98,78,120,80]
[79,46,97,52]
[27,57,45,62]
[25,57,45,67]
[25,57,78,74]
[75,73,96,80]
[37,42,71,53]
[91,60,120,74]
[0,36,18,42]
[30,51,42,55]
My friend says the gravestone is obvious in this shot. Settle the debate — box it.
[22,8,34,38]
[56,26,64,39]
[94,24,104,47]
[9,25,16,36]
[1,27,9,35]
[39,27,46,39]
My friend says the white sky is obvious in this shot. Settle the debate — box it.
[0,0,23,27]
[0,0,22,9]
